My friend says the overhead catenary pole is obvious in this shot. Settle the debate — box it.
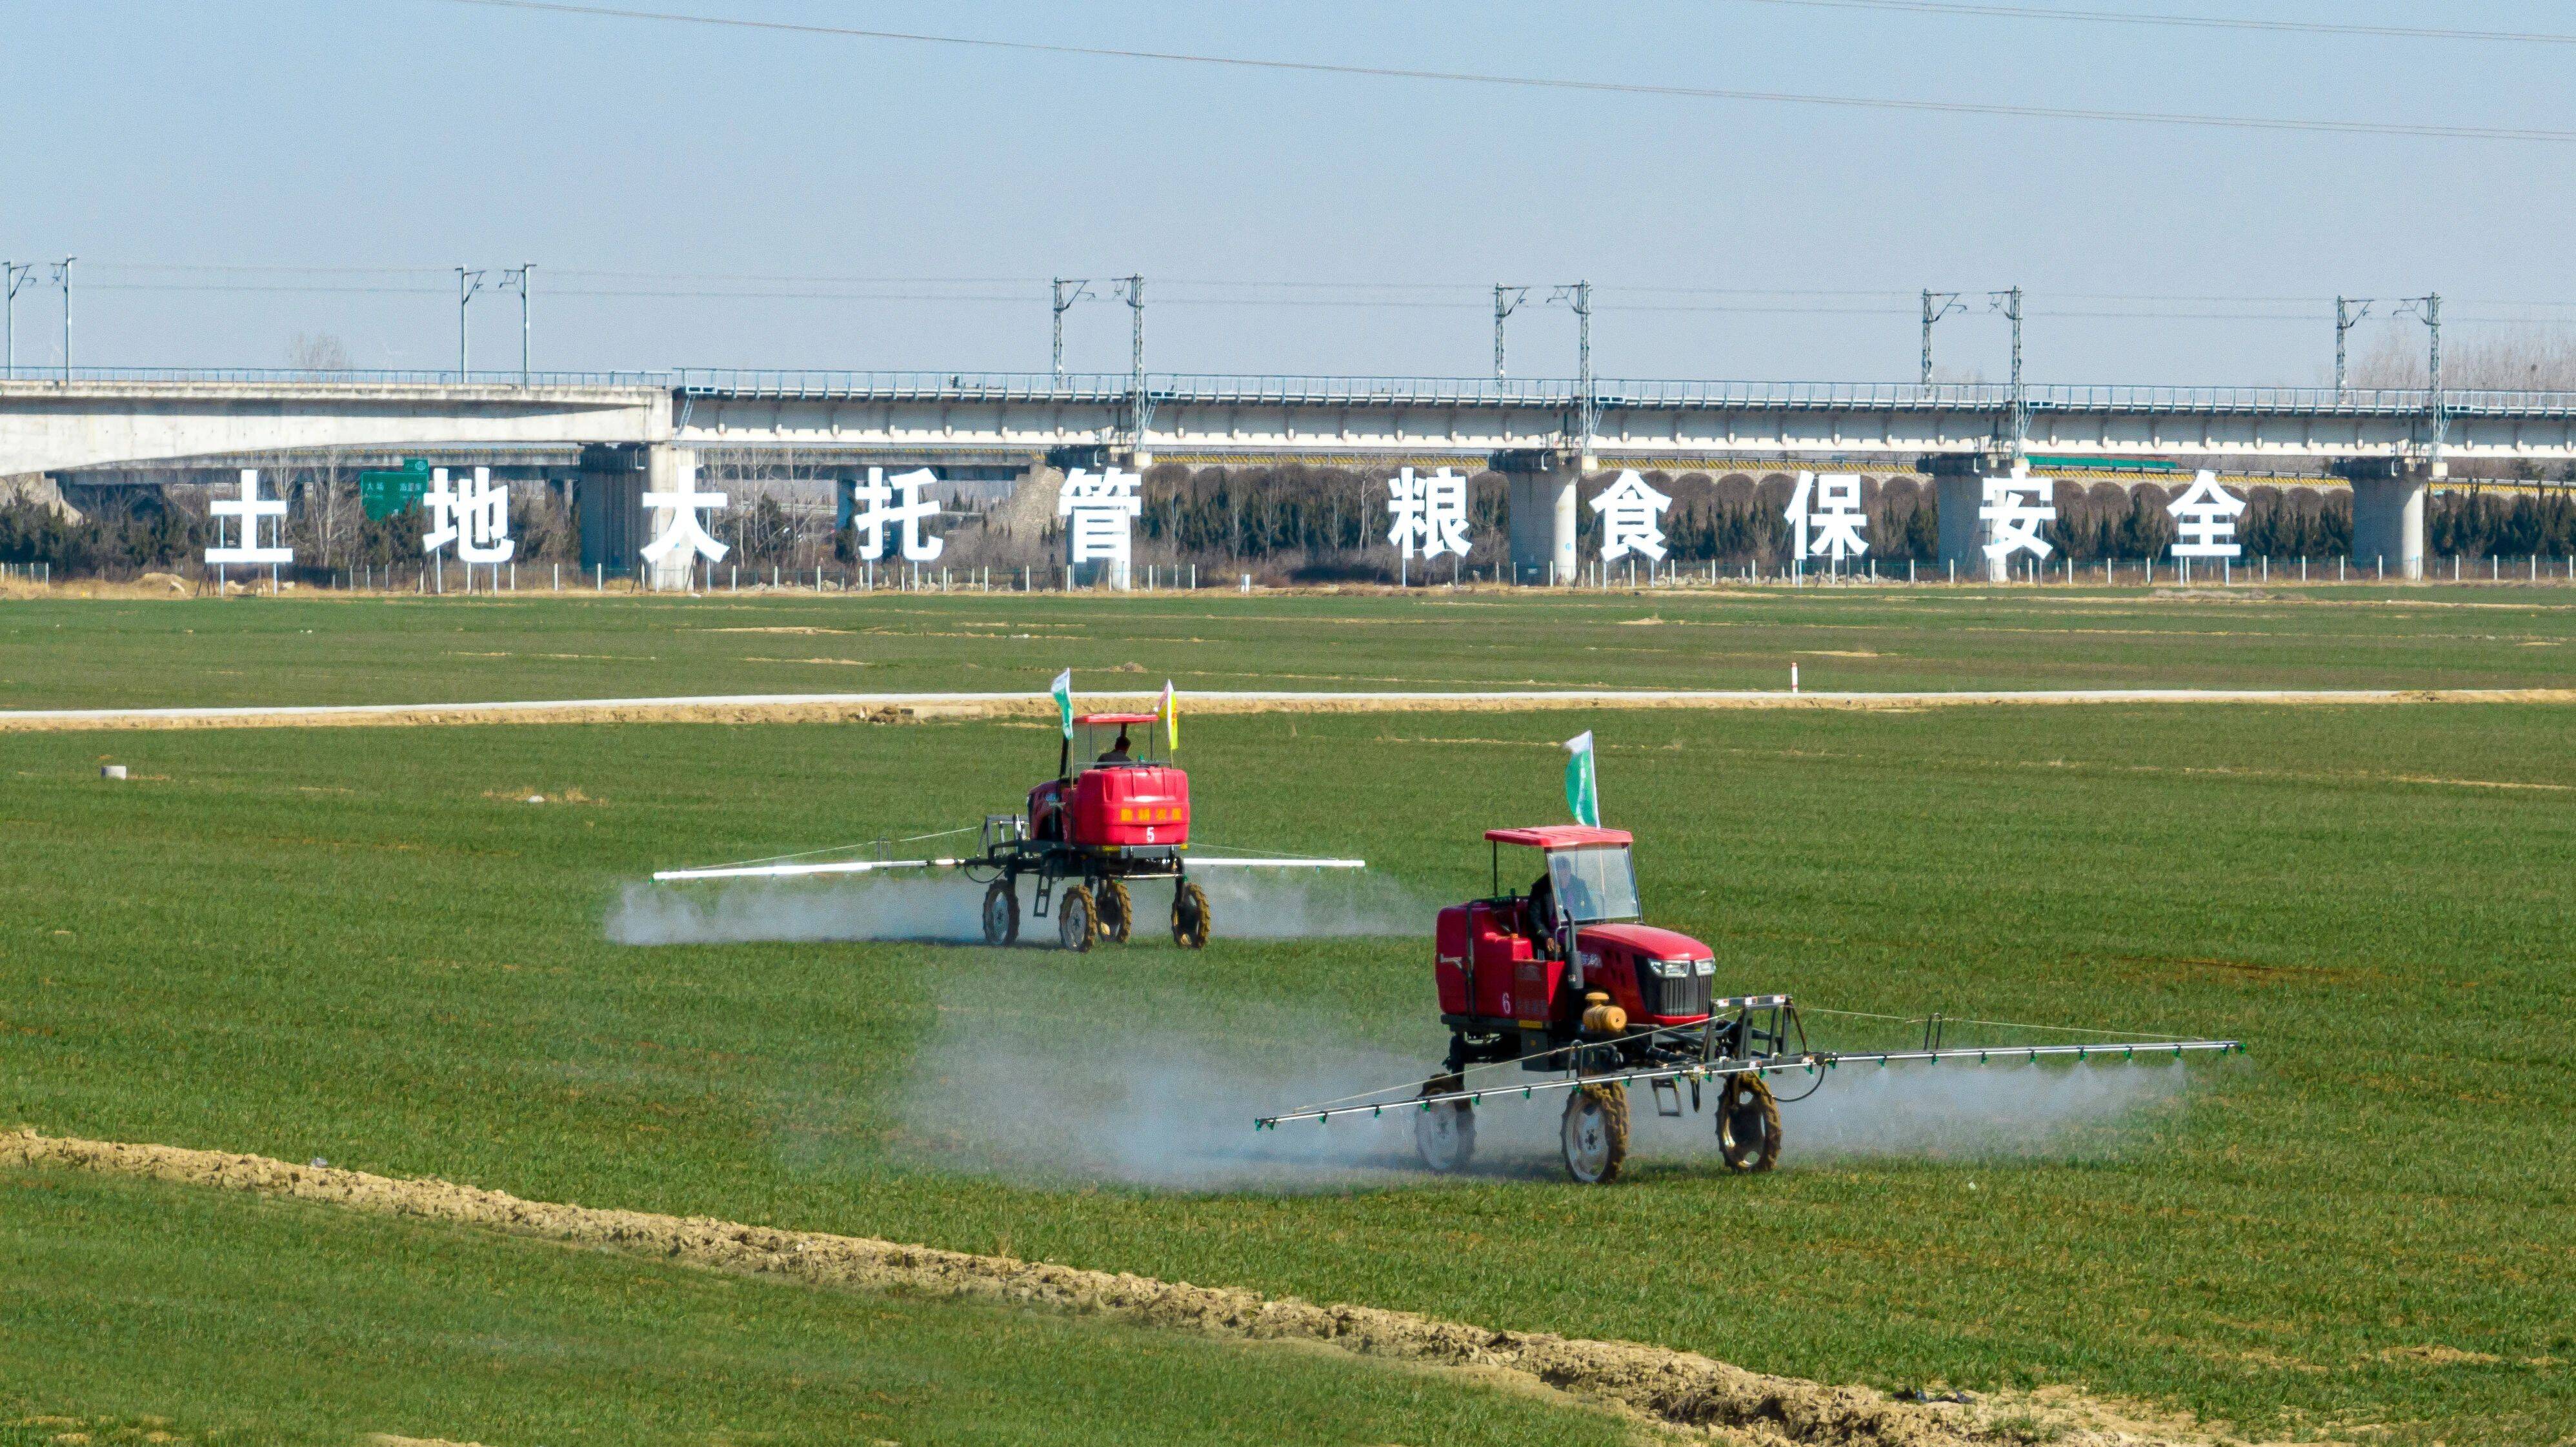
[1117,274,1147,450]
[2333,295,2373,397]
[1920,290,1963,385]
[1549,281,1593,454]
[2424,291,2444,469]
[2393,292,2443,470]
[456,267,487,381]
[54,257,75,381]
[1576,280,1591,443]
[1050,277,1095,379]
[1,261,34,381]
[1125,274,1144,385]
[1991,286,2026,459]
[1493,285,1528,379]
[499,263,534,383]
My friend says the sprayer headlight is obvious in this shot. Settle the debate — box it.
[1693,958,1715,977]
[1653,958,1692,979]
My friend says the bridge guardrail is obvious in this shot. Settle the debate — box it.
[1596,379,2010,409]
[2023,385,2576,416]
[1148,374,1576,406]
[21,368,2576,421]
[669,373,2576,418]
[674,369,1135,402]
[6,367,670,387]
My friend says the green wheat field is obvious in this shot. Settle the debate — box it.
[3,591,2571,1444]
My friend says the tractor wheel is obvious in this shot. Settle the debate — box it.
[1717,1073,1781,1173]
[1413,1075,1476,1173]
[1171,881,1211,949]
[1560,1084,1629,1185]
[1098,880,1133,944]
[1057,887,1097,953]
[981,879,1020,946]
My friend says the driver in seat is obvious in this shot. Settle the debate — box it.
[1525,872,1562,957]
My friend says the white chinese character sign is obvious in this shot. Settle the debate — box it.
[641,468,729,589]
[422,467,514,565]
[205,469,292,568]
[1590,471,1671,563]
[850,467,945,563]
[1785,471,1868,565]
[1059,467,1143,587]
[2166,471,2245,559]
[1979,472,2057,576]
[1387,467,1471,562]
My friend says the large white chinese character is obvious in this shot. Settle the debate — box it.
[2166,471,2246,558]
[642,475,729,567]
[850,466,945,562]
[421,467,514,564]
[1589,470,1671,563]
[206,469,292,566]
[1786,471,1869,562]
[1386,467,1471,559]
[1979,474,2057,563]
[1058,467,1143,575]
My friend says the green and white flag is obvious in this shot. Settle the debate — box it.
[1051,669,1075,739]
[1562,731,1600,827]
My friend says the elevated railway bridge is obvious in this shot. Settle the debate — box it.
[9,368,2575,580]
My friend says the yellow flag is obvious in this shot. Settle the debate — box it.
[1162,680,1179,750]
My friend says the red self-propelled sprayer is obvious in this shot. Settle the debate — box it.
[649,682,1365,951]
[1258,822,2244,1184]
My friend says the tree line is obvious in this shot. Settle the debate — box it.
[0,481,578,580]
[10,466,2576,578]
[1131,465,2576,574]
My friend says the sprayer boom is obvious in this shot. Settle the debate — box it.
[1256,1033,2244,1129]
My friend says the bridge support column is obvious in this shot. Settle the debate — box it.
[645,447,707,591]
[1504,454,1582,584]
[1935,473,2004,582]
[576,443,648,579]
[578,443,702,587]
[2347,464,2428,580]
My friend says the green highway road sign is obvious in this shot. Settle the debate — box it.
[360,458,432,520]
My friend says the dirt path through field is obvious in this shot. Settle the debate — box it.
[2,687,2569,732]
[3,1129,2289,1446]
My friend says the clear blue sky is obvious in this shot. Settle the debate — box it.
[3,1,2570,382]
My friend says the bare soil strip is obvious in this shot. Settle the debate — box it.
[3,1130,2272,1446]
[2,687,2570,733]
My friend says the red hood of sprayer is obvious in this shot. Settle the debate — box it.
[1576,922,1710,960]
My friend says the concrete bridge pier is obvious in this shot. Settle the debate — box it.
[578,442,701,585]
[576,443,646,576]
[1504,452,1582,583]
[644,447,704,591]
[2345,461,2430,580]
[1932,464,2024,583]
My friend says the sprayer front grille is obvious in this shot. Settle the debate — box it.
[1636,960,1715,1019]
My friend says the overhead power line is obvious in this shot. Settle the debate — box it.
[430,0,2576,143]
[1729,0,2576,47]
[70,267,2576,318]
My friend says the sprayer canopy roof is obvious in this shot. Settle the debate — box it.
[1076,713,1160,726]
[1484,825,1633,850]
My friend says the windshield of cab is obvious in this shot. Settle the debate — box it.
[1080,722,1154,768]
[1548,845,1641,924]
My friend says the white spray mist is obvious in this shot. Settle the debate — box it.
[891,965,2196,1193]
[608,879,2193,1189]
[607,869,1430,948]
